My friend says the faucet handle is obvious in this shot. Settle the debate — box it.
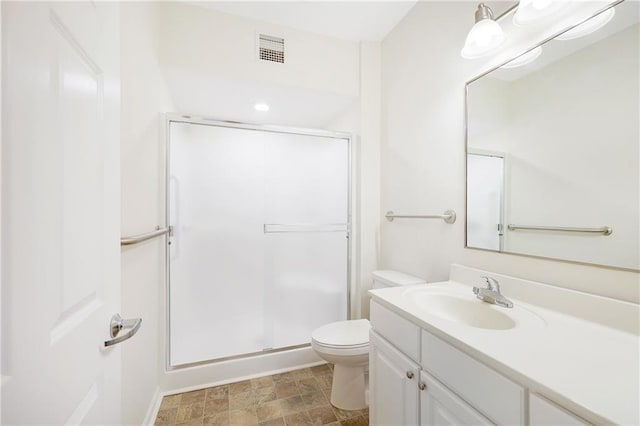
[481,276,500,292]
[475,276,513,308]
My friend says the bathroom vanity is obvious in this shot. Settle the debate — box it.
[368,265,639,425]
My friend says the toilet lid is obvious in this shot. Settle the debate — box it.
[311,319,371,347]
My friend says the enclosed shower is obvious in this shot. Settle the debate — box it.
[166,117,351,367]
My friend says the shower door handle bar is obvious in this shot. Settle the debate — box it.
[263,223,349,233]
[507,224,612,235]
[121,226,172,246]
[169,175,181,258]
[104,314,142,347]
[385,210,457,224]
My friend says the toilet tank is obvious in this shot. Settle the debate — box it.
[371,270,426,289]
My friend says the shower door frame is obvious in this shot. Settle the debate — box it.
[163,113,353,370]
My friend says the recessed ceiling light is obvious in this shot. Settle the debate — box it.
[254,102,270,112]
[555,8,615,41]
[501,46,543,69]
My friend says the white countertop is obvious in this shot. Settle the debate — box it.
[369,280,640,425]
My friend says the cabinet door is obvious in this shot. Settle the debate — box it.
[530,394,589,425]
[420,371,493,426]
[370,331,420,426]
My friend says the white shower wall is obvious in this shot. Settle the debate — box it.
[168,121,349,366]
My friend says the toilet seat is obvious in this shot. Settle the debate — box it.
[311,341,369,357]
[311,319,370,353]
[313,341,368,350]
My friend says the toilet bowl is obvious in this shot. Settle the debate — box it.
[310,270,426,411]
[311,319,371,410]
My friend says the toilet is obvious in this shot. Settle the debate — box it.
[311,270,426,410]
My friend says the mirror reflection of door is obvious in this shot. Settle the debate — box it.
[467,151,505,251]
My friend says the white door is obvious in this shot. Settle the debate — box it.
[467,152,505,251]
[2,2,122,425]
[369,331,420,426]
[419,371,492,426]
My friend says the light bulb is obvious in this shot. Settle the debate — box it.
[461,16,505,59]
[514,0,566,26]
[532,0,552,10]
[555,8,615,41]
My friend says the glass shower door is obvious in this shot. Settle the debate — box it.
[263,132,349,350]
[168,121,350,367]
[169,122,266,366]
[467,152,505,251]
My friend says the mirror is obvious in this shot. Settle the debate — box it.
[465,1,639,271]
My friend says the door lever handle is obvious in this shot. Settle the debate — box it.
[104,314,142,347]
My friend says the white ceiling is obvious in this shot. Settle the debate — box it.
[189,1,418,41]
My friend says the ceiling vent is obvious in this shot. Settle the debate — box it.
[258,34,285,64]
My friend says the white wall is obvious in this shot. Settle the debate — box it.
[356,43,382,319]
[156,2,360,99]
[333,42,381,319]
[154,2,363,130]
[380,1,639,303]
[120,2,175,424]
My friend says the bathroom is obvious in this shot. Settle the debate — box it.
[1,0,638,425]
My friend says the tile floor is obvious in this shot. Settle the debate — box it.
[154,364,369,426]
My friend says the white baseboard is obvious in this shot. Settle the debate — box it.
[164,359,326,397]
[142,386,163,426]
[161,346,323,393]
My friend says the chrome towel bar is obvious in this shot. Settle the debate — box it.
[263,223,349,233]
[507,224,612,235]
[385,210,456,224]
[121,226,171,246]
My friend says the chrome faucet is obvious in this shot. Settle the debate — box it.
[473,276,513,308]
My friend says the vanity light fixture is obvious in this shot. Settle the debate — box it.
[461,3,505,59]
[500,46,543,69]
[513,0,566,26]
[253,102,270,112]
[555,7,615,40]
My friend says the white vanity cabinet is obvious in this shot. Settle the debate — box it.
[369,331,420,425]
[370,301,499,425]
[370,300,594,425]
[368,266,639,425]
[419,370,492,425]
[421,330,525,425]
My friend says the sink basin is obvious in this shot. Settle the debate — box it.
[402,286,546,331]
[412,292,516,330]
